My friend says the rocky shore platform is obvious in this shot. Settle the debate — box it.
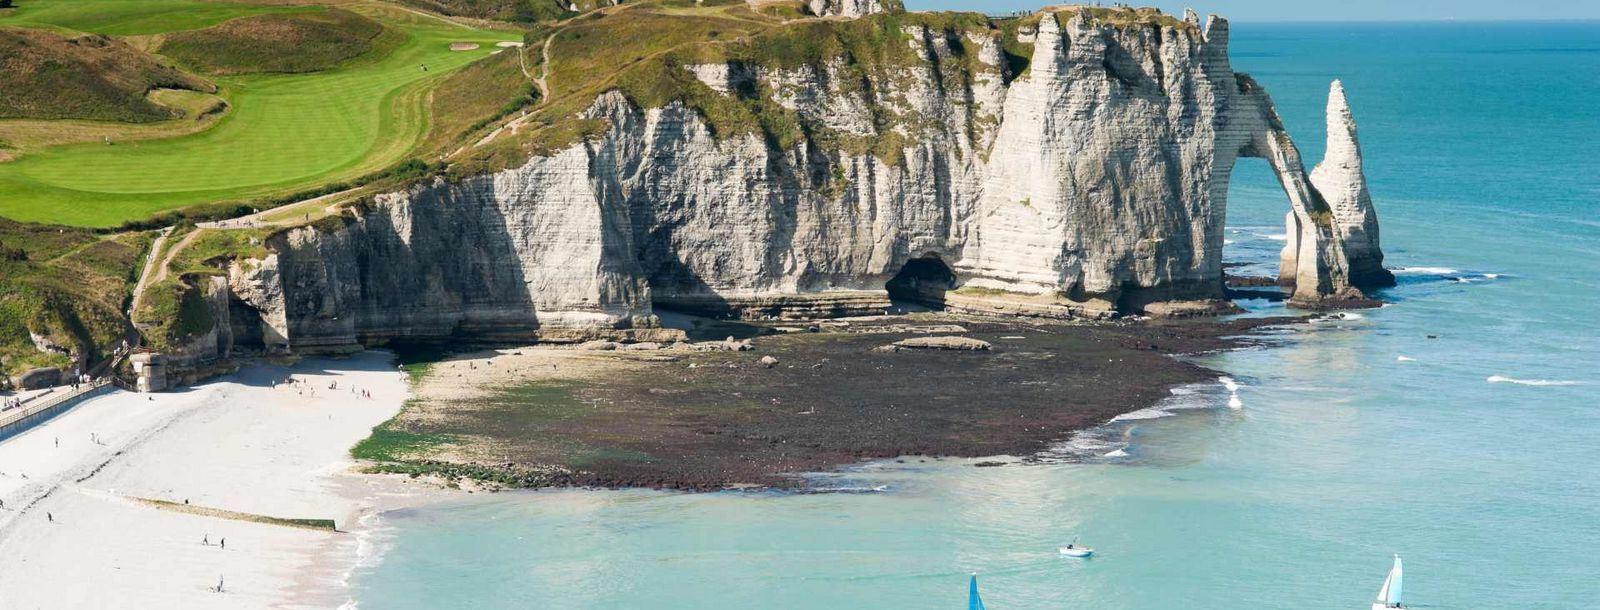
[366,312,1298,491]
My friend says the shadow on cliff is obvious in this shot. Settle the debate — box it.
[268,181,543,351]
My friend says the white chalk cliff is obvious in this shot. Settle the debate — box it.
[805,0,898,18]
[202,8,1390,355]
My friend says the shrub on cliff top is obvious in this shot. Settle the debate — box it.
[157,8,387,75]
[0,27,214,122]
[397,0,610,23]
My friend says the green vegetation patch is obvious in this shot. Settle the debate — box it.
[0,4,519,227]
[1061,6,1190,30]
[134,277,214,350]
[466,5,1003,175]
[420,31,539,156]
[0,219,148,376]
[0,27,214,122]
[399,0,608,23]
[352,411,458,462]
[350,375,655,487]
[165,228,269,277]
[158,8,387,75]
[0,0,317,37]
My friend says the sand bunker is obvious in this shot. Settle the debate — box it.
[449,42,480,51]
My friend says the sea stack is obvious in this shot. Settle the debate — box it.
[1310,80,1395,288]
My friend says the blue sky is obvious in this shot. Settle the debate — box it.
[904,0,1600,22]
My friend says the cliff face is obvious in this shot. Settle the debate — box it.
[806,0,900,18]
[207,8,1388,355]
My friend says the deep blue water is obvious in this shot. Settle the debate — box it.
[351,21,1600,609]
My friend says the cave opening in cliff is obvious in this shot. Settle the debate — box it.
[886,253,956,308]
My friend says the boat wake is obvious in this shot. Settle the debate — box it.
[1486,375,1584,387]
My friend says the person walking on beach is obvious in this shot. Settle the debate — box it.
[220,538,226,550]
[46,512,52,522]
[203,534,209,545]
[215,575,225,593]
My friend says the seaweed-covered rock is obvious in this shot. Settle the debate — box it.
[887,336,992,351]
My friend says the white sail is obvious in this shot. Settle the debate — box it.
[1374,555,1403,607]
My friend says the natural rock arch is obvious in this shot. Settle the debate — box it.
[1225,78,1394,305]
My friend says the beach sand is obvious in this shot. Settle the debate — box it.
[0,351,427,609]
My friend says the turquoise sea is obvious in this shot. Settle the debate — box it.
[351,21,1600,609]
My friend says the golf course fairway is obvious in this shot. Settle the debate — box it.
[0,1,521,227]
[0,0,316,36]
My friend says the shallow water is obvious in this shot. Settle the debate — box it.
[352,21,1600,609]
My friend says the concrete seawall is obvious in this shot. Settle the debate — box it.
[0,381,113,443]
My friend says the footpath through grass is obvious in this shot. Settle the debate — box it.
[0,1,519,227]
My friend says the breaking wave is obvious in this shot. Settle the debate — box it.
[1040,377,1241,462]
[1486,375,1584,387]
[1392,266,1504,283]
[1219,376,1244,409]
[1393,266,1460,275]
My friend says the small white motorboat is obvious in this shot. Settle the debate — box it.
[1058,538,1094,558]
[1371,554,1404,610]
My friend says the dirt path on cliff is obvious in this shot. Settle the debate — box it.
[126,226,174,321]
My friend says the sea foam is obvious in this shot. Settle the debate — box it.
[1394,266,1461,275]
[1486,375,1584,387]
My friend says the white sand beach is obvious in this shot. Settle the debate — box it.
[0,351,427,609]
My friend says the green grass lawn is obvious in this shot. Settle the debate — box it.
[0,0,317,36]
[0,2,519,227]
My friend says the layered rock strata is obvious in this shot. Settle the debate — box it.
[805,0,900,18]
[1301,80,1394,289]
[156,8,1390,365]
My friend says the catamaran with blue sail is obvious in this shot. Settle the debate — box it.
[1371,554,1404,610]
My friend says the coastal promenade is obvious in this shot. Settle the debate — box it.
[0,379,113,443]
